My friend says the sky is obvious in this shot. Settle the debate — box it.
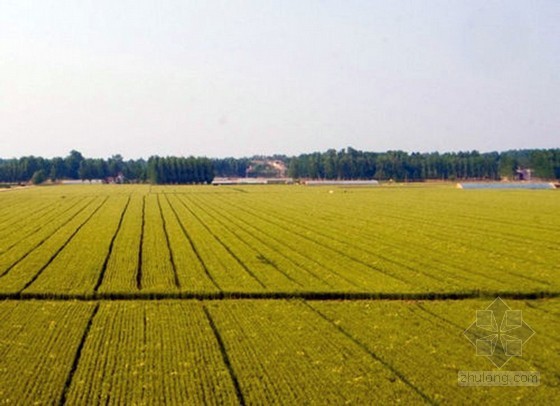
[1,1,559,159]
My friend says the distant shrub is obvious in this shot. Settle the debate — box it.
[31,170,47,185]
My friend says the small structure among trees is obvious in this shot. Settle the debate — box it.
[515,167,532,181]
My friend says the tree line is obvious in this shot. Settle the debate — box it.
[287,148,560,181]
[0,148,558,184]
[146,156,214,184]
[0,151,214,185]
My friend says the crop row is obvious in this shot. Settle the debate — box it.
[0,185,558,296]
[0,299,557,404]
[23,195,127,295]
[0,196,91,277]
[187,193,432,292]
[0,191,55,236]
[0,197,107,294]
[199,189,559,293]
[0,301,96,404]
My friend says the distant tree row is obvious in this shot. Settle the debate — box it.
[0,151,211,184]
[0,151,147,184]
[287,148,560,181]
[1,148,559,184]
[146,156,214,184]
[212,157,251,178]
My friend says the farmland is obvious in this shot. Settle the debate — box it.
[0,184,558,404]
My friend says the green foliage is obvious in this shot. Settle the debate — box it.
[31,169,46,185]
[147,156,214,184]
[2,148,560,184]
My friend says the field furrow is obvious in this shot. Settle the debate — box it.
[0,197,94,277]
[167,194,264,292]
[0,301,96,404]
[187,194,328,290]
[0,195,56,236]
[64,301,239,405]
[310,298,560,404]
[182,195,302,291]
[0,197,106,294]
[97,194,144,294]
[159,194,219,293]
[208,193,426,292]
[206,300,428,404]
[0,197,81,253]
[23,196,126,295]
[140,194,177,292]
[226,191,558,293]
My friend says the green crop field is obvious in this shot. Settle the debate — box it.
[0,184,558,404]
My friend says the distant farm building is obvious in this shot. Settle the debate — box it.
[457,182,555,190]
[61,179,103,185]
[304,180,379,186]
[515,167,533,181]
[212,177,293,185]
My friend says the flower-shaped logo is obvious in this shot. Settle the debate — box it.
[464,297,535,368]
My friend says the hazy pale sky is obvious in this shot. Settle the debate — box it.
[1,1,558,159]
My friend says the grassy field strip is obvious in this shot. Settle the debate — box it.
[418,190,560,234]
[0,191,53,229]
[206,300,428,404]
[0,301,18,326]
[64,302,239,405]
[192,193,390,291]
[0,197,94,276]
[308,299,560,404]
[97,194,143,293]
[0,197,77,252]
[208,193,441,292]
[413,300,560,383]
[201,193,418,292]
[138,195,145,289]
[0,196,83,255]
[340,197,559,268]
[233,193,556,293]
[185,195,365,291]
[156,194,181,288]
[159,194,220,293]
[185,194,335,291]
[0,299,557,404]
[256,190,558,267]
[0,197,106,294]
[260,195,555,291]
[182,195,304,291]
[319,190,559,251]
[331,194,560,288]
[97,193,143,293]
[178,193,365,291]
[264,187,559,250]
[23,195,126,295]
[93,195,133,292]
[140,194,178,292]
[222,193,480,290]
[0,301,96,404]
[525,299,560,317]
[173,195,267,289]
[0,196,59,243]
[167,194,264,292]
[335,208,556,288]
[346,188,559,234]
